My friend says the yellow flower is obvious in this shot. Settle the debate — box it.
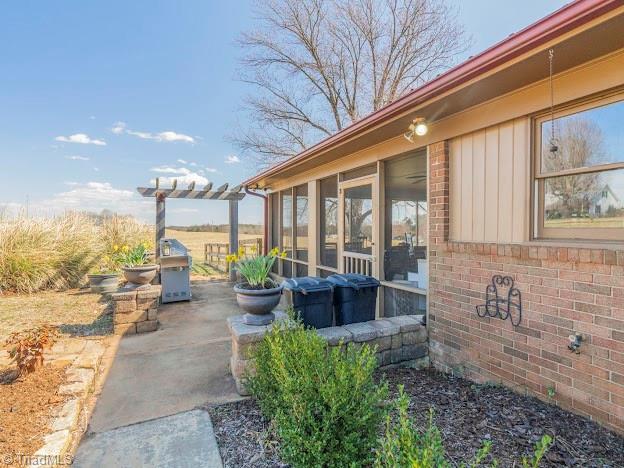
[250,245,257,253]
[238,247,245,256]
[102,255,110,262]
[113,244,119,252]
[280,251,287,259]
[270,247,279,256]
[122,245,130,252]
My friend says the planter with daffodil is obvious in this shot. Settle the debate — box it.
[116,243,158,288]
[227,247,287,325]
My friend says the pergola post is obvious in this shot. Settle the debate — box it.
[229,199,239,282]
[155,193,166,261]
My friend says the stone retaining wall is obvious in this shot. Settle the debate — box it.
[111,285,161,335]
[227,313,428,396]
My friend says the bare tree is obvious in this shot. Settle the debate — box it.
[235,0,468,168]
[543,117,604,216]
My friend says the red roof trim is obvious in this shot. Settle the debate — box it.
[244,0,622,186]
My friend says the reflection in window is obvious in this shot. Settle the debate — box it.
[538,96,624,239]
[319,177,338,268]
[295,184,308,261]
[544,169,624,228]
[541,99,624,173]
[281,191,292,258]
[383,151,427,286]
[344,185,373,255]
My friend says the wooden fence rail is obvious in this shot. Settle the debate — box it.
[204,238,263,272]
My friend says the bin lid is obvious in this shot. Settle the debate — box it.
[327,273,380,290]
[281,276,333,294]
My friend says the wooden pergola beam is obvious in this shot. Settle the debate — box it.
[137,179,246,281]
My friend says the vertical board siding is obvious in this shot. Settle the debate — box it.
[484,127,499,242]
[460,137,474,241]
[449,118,529,243]
[472,130,486,241]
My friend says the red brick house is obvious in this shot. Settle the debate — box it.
[243,0,624,432]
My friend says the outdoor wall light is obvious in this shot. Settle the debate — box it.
[404,118,428,142]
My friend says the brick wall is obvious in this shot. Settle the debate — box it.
[427,141,624,434]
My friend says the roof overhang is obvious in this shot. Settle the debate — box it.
[244,0,624,189]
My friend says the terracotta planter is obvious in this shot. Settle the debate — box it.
[234,283,283,325]
[88,273,119,294]
[122,264,158,286]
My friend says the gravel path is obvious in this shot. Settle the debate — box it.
[209,368,624,467]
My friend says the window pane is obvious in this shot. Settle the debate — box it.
[541,98,624,173]
[319,176,338,268]
[296,263,308,277]
[270,193,279,250]
[281,191,292,258]
[544,168,624,230]
[342,164,376,181]
[317,268,334,278]
[383,287,426,317]
[270,193,279,273]
[344,184,373,255]
[281,259,292,278]
[383,151,428,285]
[295,184,308,261]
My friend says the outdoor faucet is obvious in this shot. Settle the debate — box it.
[568,333,583,354]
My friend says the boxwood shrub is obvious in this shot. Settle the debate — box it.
[248,318,388,468]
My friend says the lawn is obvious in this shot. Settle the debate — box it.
[166,228,261,277]
[0,289,111,340]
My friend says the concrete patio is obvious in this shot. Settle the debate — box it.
[74,280,245,467]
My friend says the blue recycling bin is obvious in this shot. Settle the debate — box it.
[327,274,380,325]
[281,277,334,329]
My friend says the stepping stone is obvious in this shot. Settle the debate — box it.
[73,409,222,468]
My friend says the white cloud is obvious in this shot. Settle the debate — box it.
[149,166,209,187]
[65,155,90,161]
[55,133,106,146]
[150,166,191,175]
[177,159,188,164]
[225,155,241,164]
[150,173,208,187]
[205,167,217,173]
[111,122,195,143]
[111,121,126,134]
[42,181,151,221]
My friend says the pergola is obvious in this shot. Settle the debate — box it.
[137,179,246,281]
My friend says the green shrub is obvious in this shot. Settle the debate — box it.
[375,386,553,468]
[248,318,388,468]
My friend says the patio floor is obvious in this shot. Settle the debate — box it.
[74,280,246,467]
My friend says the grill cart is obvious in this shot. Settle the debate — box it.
[158,238,192,303]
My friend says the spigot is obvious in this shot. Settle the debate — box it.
[568,333,583,354]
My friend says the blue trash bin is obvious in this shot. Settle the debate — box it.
[327,273,380,325]
[281,277,334,329]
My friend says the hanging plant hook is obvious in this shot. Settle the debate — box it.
[548,49,559,154]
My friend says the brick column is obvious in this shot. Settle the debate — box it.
[427,141,462,372]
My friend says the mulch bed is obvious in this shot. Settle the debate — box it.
[209,368,624,467]
[0,365,68,459]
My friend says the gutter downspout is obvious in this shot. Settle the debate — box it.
[244,186,269,255]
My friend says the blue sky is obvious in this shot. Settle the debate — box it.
[0,0,568,225]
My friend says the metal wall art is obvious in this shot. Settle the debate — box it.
[476,275,522,326]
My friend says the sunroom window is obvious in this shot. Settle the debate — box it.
[535,92,624,241]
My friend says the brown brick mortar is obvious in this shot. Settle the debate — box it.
[445,241,624,267]
[426,141,624,434]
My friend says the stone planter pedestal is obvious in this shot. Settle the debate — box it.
[111,285,162,335]
[227,312,428,396]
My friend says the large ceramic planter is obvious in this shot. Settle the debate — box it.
[122,264,158,287]
[234,283,283,325]
[88,273,119,294]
